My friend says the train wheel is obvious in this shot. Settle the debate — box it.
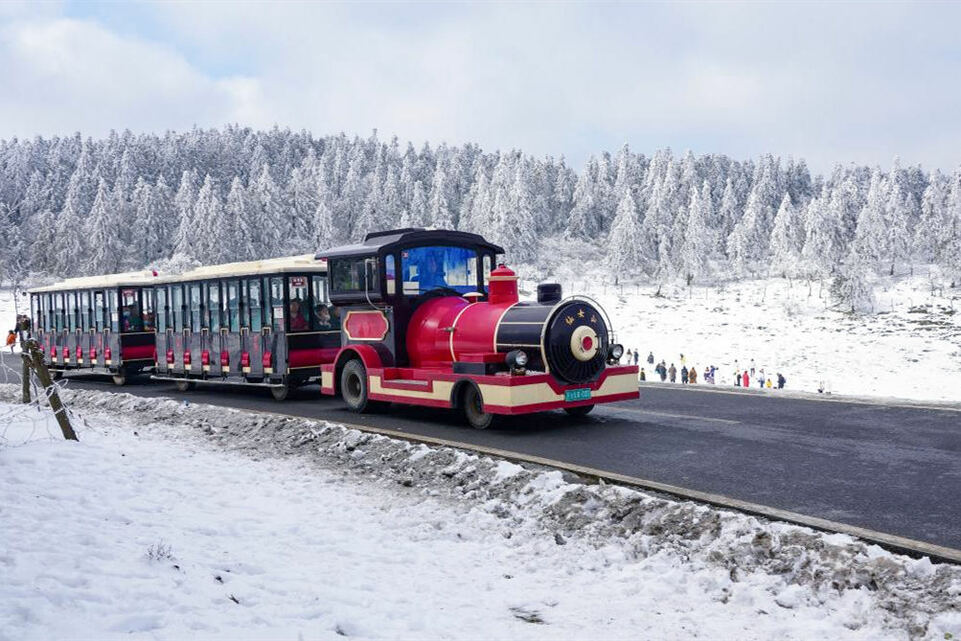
[463,385,495,430]
[270,384,289,401]
[111,373,126,387]
[341,359,373,412]
[564,404,595,417]
[51,369,63,381]
[174,379,193,393]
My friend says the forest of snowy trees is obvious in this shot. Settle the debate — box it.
[1,126,960,308]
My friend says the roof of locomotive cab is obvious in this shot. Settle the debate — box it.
[317,228,504,260]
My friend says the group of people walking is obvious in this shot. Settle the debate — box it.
[625,350,786,391]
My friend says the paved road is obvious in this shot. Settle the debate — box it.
[4,352,960,552]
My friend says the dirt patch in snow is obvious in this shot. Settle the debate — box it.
[3,384,959,639]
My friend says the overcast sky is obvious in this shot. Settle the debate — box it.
[1,1,959,174]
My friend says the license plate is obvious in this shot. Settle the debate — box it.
[565,388,591,402]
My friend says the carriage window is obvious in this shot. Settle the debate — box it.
[155,288,167,332]
[288,276,309,333]
[66,292,77,331]
[330,257,378,295]
[120,288,143,332]
[247,279,263,331]
[43,294,52,331]
[401,246,478,295]
[207,283,221,332]
[171,286,183,332]
[226,280,240,332]
[188,284,203,332]
[385,255,396,295]
[31,295,40,334]
[93,291,105,331]
[311,276,329,330]
[79,291,90,330]
[52,294,62,331]
[270,277,285,332]
[483,255,492,287]
[142,288,155,331]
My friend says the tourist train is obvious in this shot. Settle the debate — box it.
[28,228,639,428]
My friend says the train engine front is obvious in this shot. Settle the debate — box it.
[407,264,638,425]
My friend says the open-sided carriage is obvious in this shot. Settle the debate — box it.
[29,271,159,385]
[150,255,335,399]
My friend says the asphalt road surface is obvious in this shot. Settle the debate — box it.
[4,351,959,553]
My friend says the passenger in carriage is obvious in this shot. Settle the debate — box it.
[122,306,144,331]
[142,311,155,331]
[314,305,332,329]
[289,299,309,332]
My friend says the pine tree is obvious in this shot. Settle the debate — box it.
[801,188,845,277]
[916,171,949,261]
[192,174,227,261]
[607,189,644,275]
[314,179,336,248]
[769,193,802,278]
[86,178,121,274]
[428,163,453,229]
[850,169,888,267]
[173,169,199,257]
[679,181,712,284]
[226,177,256,260]
[251,164,284,257]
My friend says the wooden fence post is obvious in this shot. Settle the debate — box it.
[23,339,77,441]
[20,351,31,404]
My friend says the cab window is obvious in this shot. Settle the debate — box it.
[288,276,309,333]
[385,255,396,295]
[330,257,378,295]
[401,246,478,295]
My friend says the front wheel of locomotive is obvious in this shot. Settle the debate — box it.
[174,379,194,393]
[340,359,386,413]
[462,385,496,430]
[111,373,126,387]
[564,404,594,417]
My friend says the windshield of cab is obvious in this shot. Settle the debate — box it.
[401,246,478,295]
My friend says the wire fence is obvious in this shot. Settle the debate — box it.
[0,351,82,449]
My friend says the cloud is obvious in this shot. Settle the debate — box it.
[0,15,263,138]
[1,3,960,173]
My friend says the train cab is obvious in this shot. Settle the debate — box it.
[29,271,160,385]
[317,228,639,427]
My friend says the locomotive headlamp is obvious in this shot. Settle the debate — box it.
[609,343,624,363]
[506,349,528,370]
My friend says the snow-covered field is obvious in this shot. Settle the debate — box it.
[2,386,960,640]
[522,242,961,402]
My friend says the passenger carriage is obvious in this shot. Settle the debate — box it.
[316,228,639,428]
[150,254,334,400]
[28,271,159,385]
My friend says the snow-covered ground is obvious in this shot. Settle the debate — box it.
[521,241,961,402]
[2,386,959,640]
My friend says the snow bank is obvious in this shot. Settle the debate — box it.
[1,385,958,639]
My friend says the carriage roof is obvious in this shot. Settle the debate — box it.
[29,270,159,294]
[318,228,504,260]
[153,254,327,284]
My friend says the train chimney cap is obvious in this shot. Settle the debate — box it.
[489,264,518,282]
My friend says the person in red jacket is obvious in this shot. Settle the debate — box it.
[742,370,750,387]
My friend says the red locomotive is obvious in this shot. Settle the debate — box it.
[318,228,638,428]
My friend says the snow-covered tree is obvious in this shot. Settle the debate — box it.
[769,193,802,278]
[678,181,712,284]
